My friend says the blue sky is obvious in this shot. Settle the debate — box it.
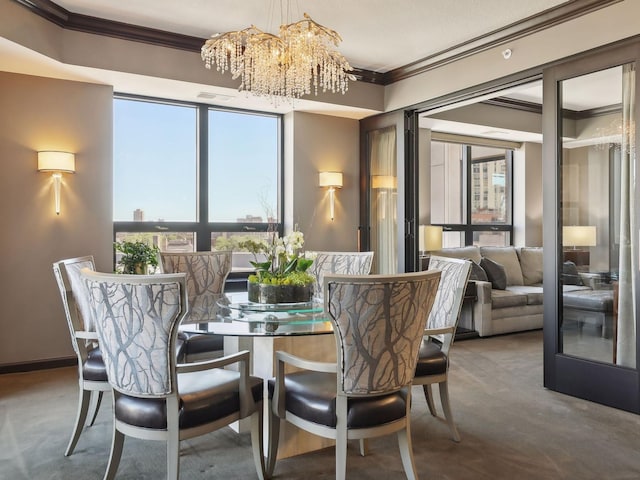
[113,99,278,222]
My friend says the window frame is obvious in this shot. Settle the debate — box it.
[433,144,513,246]
[112,93,284,252]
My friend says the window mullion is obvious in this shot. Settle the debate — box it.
[197,105,210,251]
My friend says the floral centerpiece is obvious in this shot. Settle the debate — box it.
[240,228,316,304]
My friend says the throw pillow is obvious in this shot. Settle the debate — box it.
[480,257,507,290]
[562,261,583,286]
[517,247,543,285]
[479,246,524,286]
[469,260,488,282]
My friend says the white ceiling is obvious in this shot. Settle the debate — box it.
[50,0,568,73]
[2,0,622,143]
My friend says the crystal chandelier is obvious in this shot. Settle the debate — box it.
[201,13,356,103]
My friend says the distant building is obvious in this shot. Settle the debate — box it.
[133,208,144,221]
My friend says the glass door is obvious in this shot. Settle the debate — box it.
[360,111,415,274]
[543,44,640,412]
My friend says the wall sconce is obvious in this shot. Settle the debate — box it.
[319,171,343,221]
[371,175,397,220]
[371,175,397,190]
[38,151,75,215]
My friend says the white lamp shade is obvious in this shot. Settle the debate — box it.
[371,175,397,189]
[38,151,75,173]
[319,171,343,188]
[563,225,597,247]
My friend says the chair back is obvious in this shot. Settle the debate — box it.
[324,271,441,396]
[160,251,231,323]
[81,270,188,397]
[309,251,374,299]
[52,256,97,353]
[426,256,472,345]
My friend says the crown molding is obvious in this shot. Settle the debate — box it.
[381,0,622,84]
[13,0,622,86]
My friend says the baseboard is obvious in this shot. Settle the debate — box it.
[0,356,77,375]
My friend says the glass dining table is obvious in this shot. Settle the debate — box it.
[179,292,334,337]
[180,292,337,460]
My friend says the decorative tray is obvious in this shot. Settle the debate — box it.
[224,300,322,314]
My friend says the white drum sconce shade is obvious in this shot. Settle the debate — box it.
[38,151,76,215]
[319,172,343,221]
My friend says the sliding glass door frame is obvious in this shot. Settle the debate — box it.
[360,110,417,273]
[542,41,640,413]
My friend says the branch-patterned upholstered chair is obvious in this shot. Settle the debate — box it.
[160,251,232,362]
[307,251,374,300]
[267,271,441,480]
[413,255,472,442]
[52,256,111,456]
[81,270,267,480]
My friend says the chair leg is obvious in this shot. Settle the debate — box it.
[422,384,437,417]
[166,429,180,480]
[359,439,368,456]
[251,408,267,480]
[87,390,104,427]
[65,388,91,456]
[397,426,418,480]
[103,427,124,480]
[336,427,348,480]
[439,380,460,442]
[266,406,280,478]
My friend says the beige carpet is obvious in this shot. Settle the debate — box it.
[2,330,640,479]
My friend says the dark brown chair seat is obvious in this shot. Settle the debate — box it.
[116,370,263,430]
[414,341,447,377]
[267,372,407,429]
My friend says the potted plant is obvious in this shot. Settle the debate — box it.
[240,228,315,304]
[114,240,160,274]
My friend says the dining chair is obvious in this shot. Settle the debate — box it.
[267,270,441,480]
[413,255,472,442]
[81,269,267,480]
[160,251,232,362]
[307,251,374,300]
[52,256,111,456]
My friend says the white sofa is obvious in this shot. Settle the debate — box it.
[430,246,613,337]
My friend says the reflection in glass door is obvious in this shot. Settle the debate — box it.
[560,64,636,367]
[369,126,398,274]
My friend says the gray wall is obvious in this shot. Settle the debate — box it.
[0,75,361,367]
[286,112,360,251]
[513,142,543,247]
[0,72,113,366]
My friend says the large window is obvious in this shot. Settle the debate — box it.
[113,96,282,265]
[430,142,512,247]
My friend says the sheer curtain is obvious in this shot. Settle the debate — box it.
[369,126,397,274]
[616,63,637,367]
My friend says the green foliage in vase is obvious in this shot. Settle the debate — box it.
[114,241,160,274]
[241,228,315,286]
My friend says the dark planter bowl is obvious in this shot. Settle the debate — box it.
[248,282,313,304]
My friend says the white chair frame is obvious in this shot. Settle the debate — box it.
[414,255,472,442]
[52,255,111,456]
[81,270,267,480]
[268,271,441,480]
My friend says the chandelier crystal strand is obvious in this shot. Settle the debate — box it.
[201,12,356,104]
